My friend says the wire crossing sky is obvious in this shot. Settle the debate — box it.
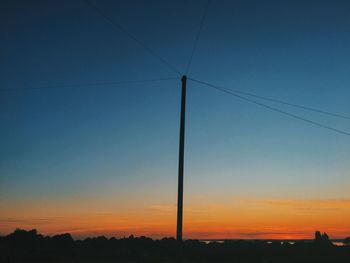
[191,79,350,120]
[82,0,182,76]
[1,0,348,137]
[185,0,209,75]
[189,78,350,137]
[0,78,178,92]
[1,0,350,239]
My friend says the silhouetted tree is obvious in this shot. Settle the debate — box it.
[343,237,350,246]
[1,229,349,263]
[314,230,333,246]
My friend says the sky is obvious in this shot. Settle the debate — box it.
[1,0,350,239]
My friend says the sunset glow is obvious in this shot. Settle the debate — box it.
[1,0,350,243]
[1,197,349,239]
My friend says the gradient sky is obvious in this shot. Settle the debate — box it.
[1,0,350,239]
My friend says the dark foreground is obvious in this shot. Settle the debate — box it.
[1,229,350,263]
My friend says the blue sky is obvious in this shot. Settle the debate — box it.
[1,0,350,237]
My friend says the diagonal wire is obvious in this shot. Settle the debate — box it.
[189,78,350,120]
[0,77,178,92]
[82,0,181,76]
[185,0,209,75]
[189,78,350,137]
[223,84,350,120]
[226,88,350,120]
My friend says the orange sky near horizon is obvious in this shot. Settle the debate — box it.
[1,196,349,240]
[2,0,350,245]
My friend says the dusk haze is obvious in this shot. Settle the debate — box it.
[1,1,350,262]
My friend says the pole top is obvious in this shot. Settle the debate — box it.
[181,75,187,82]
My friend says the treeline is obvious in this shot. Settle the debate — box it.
[0,229,349,262]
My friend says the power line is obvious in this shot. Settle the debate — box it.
[0,77,178,92]
[217,83,350,121]
[189,78,350,120]
[82,0,181,76]
[189,78,350,137]
[229,88,350,120]
[185,0,209,75]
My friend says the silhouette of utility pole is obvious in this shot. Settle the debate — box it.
[177,75,187,260]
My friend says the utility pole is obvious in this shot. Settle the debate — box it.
[177,75,187,259]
